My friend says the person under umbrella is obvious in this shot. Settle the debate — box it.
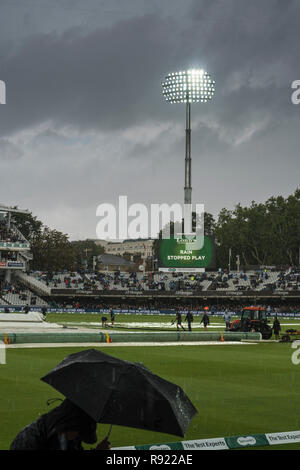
[10,398,110,451]
[41,349,197,439]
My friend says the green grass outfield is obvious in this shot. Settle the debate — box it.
[1,342,300,450]
[45,312,300,334]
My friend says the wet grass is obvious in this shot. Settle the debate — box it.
[1,342,300,450]
[45,312,300,335]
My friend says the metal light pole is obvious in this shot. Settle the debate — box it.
[162,69,215,206]
[236,254,240,273]
[185,101,192,204]
[228,248,232,273]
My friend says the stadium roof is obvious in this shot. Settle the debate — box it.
[0,204,30,215]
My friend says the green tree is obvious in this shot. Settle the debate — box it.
[214,189,300,268]
[31,227,75,272]
[12,212,43,242]
[71,240,104,271]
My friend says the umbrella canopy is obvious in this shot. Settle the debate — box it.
[41,349,197,437]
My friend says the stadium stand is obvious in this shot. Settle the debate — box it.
[16,271,52,295]
[0,280,48,307]
[0,203,299,314]
[0,268,299,313]
[19,268,300,294]
[0,219,30,248]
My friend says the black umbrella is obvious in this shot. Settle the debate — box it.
[41,349,197,437]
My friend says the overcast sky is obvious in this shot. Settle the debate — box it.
[0,0,299,240]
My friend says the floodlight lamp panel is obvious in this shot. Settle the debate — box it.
[162,68,215,104]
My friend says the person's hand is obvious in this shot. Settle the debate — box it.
[95,437,111,450]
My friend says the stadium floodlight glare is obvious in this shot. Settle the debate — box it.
[162,68,215,205]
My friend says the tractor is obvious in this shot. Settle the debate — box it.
[229,306,273,340]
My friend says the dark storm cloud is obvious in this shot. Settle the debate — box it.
[1,0,298,140]
[0,0,299,238]
[186,0,300,95]
[0,14,181,137]
[166,0,300,155]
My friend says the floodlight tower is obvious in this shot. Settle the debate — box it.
[162,69,215,205]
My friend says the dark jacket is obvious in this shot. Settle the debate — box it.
[176,312,182,323]
[272,318,281,335]
[10,399,97,450]
[201,313,210,326]
[185,312,193,323]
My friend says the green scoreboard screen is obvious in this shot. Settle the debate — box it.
[158,235,215,272]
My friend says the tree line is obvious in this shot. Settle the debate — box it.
[213,189,300,268]
[13,213,103,272]
[154,189,300,270]
[12,189,300,271]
